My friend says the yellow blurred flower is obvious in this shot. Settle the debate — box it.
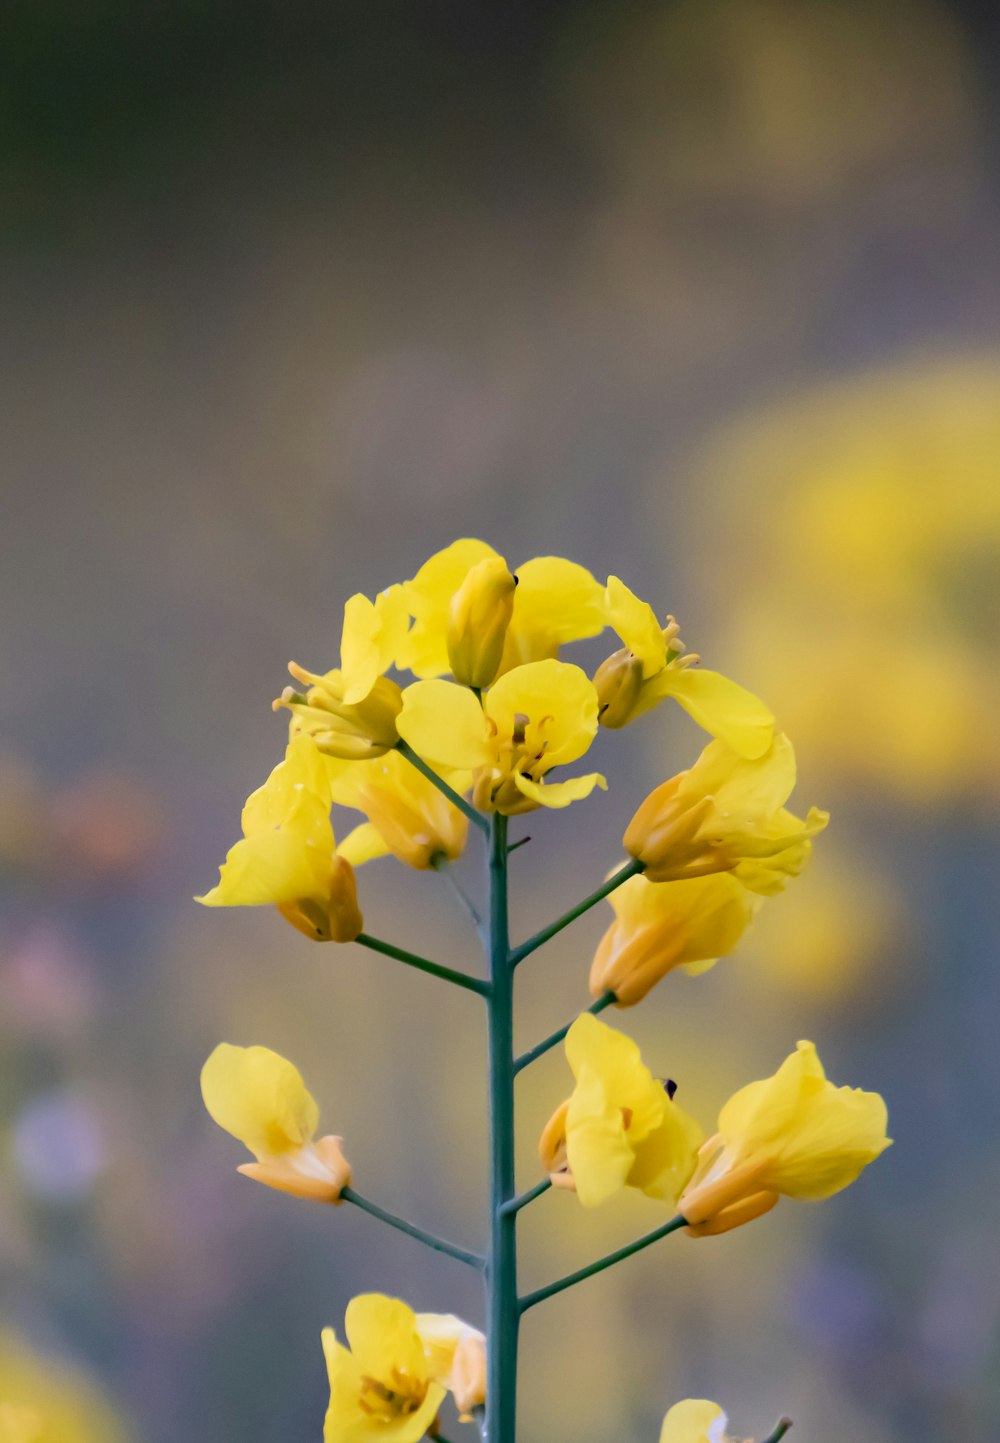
[539,1015,703,1207]
[624,735,827,888]
[679,1040,890,1237]
[589,870,760,1006]
[398,539,606,678]
[659,1399,731,1443]
[330,748,471,871]
[595,577,774,758]
[0,1337,128,1443]
[196,735,363,942]
[201,1043,351,1204]
[414,1315,486,1422]
[397,659,606,815]
[322,1295,446,1443]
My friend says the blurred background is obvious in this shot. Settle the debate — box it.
[2,1,999,1439]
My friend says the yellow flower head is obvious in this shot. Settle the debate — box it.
[590,871,761,1007]
[679,1040,891,1237]
[275,666,403,761]
[624,734,828,888]
[660,1399,732,1443]
[595,577,774,758]
[539,1015,703,1207]
[196,736,363,942]
[414,1315,487,1422]
[399,540,606,679]
[397,659,606,815]
[322,1295,446,1443]
[330,749,471,871]
[201,1043,351,1204]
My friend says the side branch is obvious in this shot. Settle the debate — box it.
[355,933,490,996]
[396,739,490,835]
[499,1178,552,1216]
[508,858,644,967]
[513,992,616,1074]
[518,1213,687,1312]
[341,1187,485,1270]
[760,1421,793,1443]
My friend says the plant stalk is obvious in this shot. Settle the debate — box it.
[508,858,644,967]
[519,1213,687,1312]
[340,1187,484,1270]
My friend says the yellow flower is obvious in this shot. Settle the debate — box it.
[446,556,517,688]
[660,1399,731,1443]
[679,1040,890,1237]
[398,539,606,679]
[275,667,403,761]
[589,871,761,1006]
[414,1315,486,1422]
[331,749,471,871]
[322,1295,446,1443]
[201,1043,351,1203]
[339,585,410,706]
[539,1015,703,1207]
[624,734,828,889]
[0,1335,128,1443]
[397,659,606,815]
[196,736,363,942]
[595,577,774,758]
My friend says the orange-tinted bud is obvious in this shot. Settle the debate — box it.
[277,855,363,942]
[593,647,645,728]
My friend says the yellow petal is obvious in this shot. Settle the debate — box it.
[658,668,775,758]
[340,585,409,705]
[565,1073,635,1207]
[241,735,333,836]
[509,556,607,651]
[196,828,333,907]
[397,680,491,770]
[512,771,607,810]
[680,733,796,816]
[626,1100,704,1202]
[605,576,667,678]
[565,1015,664,1138]
[201,1043,319,1159]
[660,1399,729,1443]
[399,539,500,677]
[344,1295,427,1384]
[336,822,391,866]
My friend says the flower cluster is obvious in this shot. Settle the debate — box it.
[196,540,889,1442]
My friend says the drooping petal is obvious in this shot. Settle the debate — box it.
[564,1072,636,1207]
[626,1100,704,1203]
[241,735,334,836]
[340,585,410,705]
[505,556,607,664]
[657,667,775,759]
[512,771,607,810]
[397,680,492,770]
[201,1043,319,1159]
[196,827,334,907]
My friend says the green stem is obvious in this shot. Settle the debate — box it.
[512,992,616,1074]
[396,739,490,835]
[355,932,489,997]
[484,812,518,1443]
[760,1420,793,1443]
[508,858,644,967]
[499,1178,551,1216]
[518,1213,687,1313]
[340,1187,484,1270]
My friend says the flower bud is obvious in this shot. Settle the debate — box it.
[446,557,517,688]
[277,854,363,943]
[276,667,402,759]
[593,647,645,728]
[449,1335,488,1420]
[622,777,716,881]
[538,1100,577,1191]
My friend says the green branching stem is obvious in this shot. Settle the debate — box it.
[760,1420,793,1443]
[340,1187,484,1270]
[508,858,644,967]
[512,991,617,1074]
[518,1213,688,1313]
[396,738,490,834]
[499,1178,551,1217]
[355,932,489,996]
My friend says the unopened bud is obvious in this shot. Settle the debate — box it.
[277,855,363,942]
[447,557,517,688]
[594,647,646,728]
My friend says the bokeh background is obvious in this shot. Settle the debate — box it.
[2,1,999,1439]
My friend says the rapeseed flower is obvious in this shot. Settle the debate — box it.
[397,658,605,814]
[679,1040,890,1236]
[329,748,470,870]
[595,577,774,758]
[414,1315,486,1422]
[589,871,760,1006]
[322,1295,446,1443]
[539,1015,703,1206]
[201,1043,351,1203]
[624,735,827,889]
[196,735,363,941]
[275,667,403,761]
